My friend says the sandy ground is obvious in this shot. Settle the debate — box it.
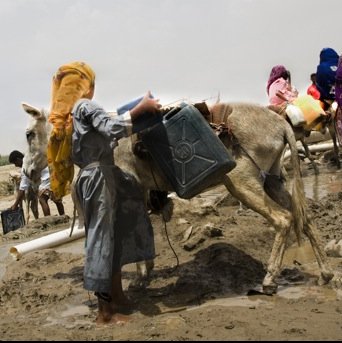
[0,155,342,341]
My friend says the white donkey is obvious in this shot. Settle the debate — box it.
[21,103,50,189]
[19,103,52,223]
[21,101,338,295]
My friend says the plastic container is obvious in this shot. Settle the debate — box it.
[292,95,326,130]
[285,104,306,127]
[117,93,161,133]
[117,93,154,115]
[1,208,25,234]
[141,104,236,199]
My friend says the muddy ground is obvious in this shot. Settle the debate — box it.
[0,152,342,341]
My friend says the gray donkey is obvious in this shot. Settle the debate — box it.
[21,101,339,294]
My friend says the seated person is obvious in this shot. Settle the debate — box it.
[267,65,298,106]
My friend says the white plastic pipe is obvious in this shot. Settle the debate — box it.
[9,224,85,260]
[283,142,335,160]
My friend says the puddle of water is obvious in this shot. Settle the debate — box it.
[283,241,316,266]
[187,282,340,312]
[187,295,267,311]
[188,240,340,311]
[289,166,342,201]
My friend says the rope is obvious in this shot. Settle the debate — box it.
[148,159,180,271]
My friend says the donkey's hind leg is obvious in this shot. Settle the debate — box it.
[129,260,154,290]
[300,138,319,175]
[303,216,334,284]
[222,171,293,294]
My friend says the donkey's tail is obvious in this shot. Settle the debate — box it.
[284,122,307,245]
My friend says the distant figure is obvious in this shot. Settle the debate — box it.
[316,47,339,110]
[266,65,298,106]
[8,171,21,195]
[335,55,342,109]
[334,55,342,145]
[8,150,65,217]
[307,73,320,100]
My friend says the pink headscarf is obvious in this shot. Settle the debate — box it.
[266,65,288,95]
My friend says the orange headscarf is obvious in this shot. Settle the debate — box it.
[47,61,95,200]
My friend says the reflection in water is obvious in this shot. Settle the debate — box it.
[288,166,342,201]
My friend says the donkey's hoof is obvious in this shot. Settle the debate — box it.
[331,273,342,289]
[262,284,278,295]
[128,277,150,291]
[317,270,335,286]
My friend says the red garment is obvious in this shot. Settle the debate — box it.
[307,84,320,100]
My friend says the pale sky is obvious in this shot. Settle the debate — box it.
[0,0,341,155]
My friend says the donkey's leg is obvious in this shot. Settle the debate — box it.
[300,138,319,175]
[222,171,293,294]
[129,260,154,290]
[303,216,334,284]
[136,260,154,280]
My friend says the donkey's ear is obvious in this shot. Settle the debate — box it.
[21,102,43,118]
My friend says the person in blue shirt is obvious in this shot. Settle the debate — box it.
[316,47,339,110]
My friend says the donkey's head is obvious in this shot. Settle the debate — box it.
[21,102,51,186]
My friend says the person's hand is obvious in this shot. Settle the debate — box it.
[130,91,162,121]
[276,90,286,100]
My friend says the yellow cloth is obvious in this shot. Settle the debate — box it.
[47,61,95,200]
[292,95,327,131]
